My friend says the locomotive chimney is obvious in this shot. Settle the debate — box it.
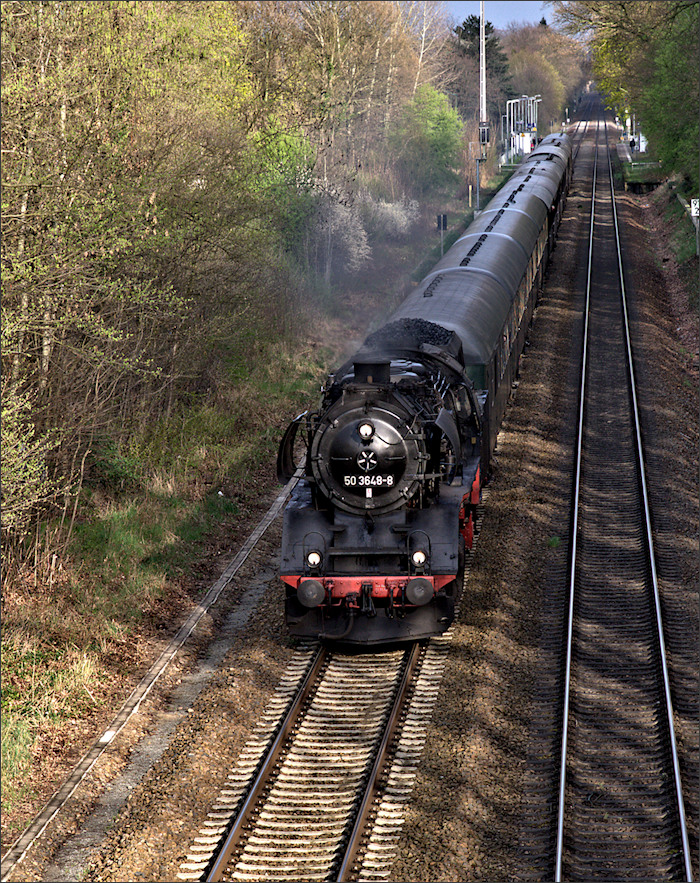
[354,359,390,384]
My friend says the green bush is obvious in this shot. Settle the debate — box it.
[389,85,464,194]
[0,385,59,543]
[89,439,142,492]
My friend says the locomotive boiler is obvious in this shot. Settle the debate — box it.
[277,133,573,644]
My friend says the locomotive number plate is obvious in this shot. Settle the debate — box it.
[343,474,395,487]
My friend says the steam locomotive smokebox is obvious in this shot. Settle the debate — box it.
[354,359,390,384]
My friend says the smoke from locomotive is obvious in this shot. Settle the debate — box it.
[277,133,573,645]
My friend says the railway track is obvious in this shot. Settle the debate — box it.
[174,505,484,883]
[174,636,455,883]
[211,643,418,882]
[553,114,693,881]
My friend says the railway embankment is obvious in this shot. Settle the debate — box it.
[0,177,497,861]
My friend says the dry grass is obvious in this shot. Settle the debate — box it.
[0,335,338,851]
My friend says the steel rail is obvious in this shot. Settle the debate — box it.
[569,117,588,163]
[335,640,424,882]
[205,645,328,882]
[605,138,694,883]
[554,116,598,883]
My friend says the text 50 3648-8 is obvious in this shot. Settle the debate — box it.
[343,474,395,487]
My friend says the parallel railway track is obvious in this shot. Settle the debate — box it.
[553,114,693,881]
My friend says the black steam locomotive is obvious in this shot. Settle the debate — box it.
[277,133,573,644]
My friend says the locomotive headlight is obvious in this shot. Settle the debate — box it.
[411,550,427,567]
[307,550,322,568]
[358,422,374,440]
